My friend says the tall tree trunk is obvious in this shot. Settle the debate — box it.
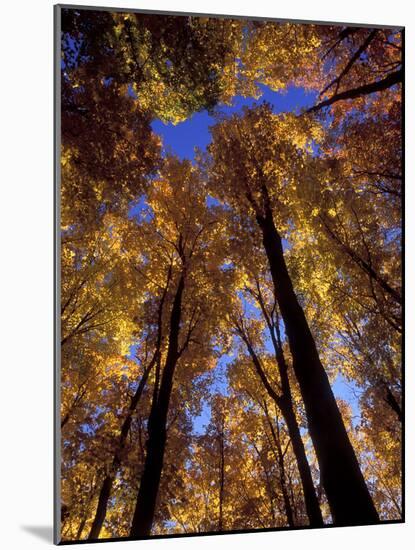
[88,265,172,540]
[130,270,186,537]
[384,385,402,423]
[255,196,379,525]
[76,516,87,540]
[273,349,323,525]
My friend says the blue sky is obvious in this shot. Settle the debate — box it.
[151,84,318,161]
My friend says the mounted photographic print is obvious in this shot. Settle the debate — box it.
[54,4,404,544]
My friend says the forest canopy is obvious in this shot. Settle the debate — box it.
[59,7,402,542]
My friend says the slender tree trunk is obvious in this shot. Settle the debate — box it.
[240,331,323,526]
[130,270,186,537]
[76,516,87,540]
[250,286,324,527]
[255,198,379,525]
[88,266,172,539]
[274,351,323,526]
[88,475,113,540]
[278,391,323,525]
[87,357,155,539]
[271,414,295,527]
[61,412,70,429]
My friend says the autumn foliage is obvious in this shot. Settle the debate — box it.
[58,7,402,542]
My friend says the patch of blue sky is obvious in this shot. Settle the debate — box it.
[151,84,318,162]
[163,519,177,532]
[206,195,221,209]
[384,226,401,244]
[103,76,114,86]
[192,401,211,435]
[332,373,364,428]
[128,194,154,222]
[127,83,137,99]
[192,352,234,435]
[130,85,320,222]
[126,342,140,362]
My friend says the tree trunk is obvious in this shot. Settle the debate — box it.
[88,265,172,539]
[385,385,402,423]
[130,271,186,537]
[255,201,379,525]
[269,412,295,527]
[87,359,153,539]
[76,516,87,540]
[88,475,113,540]
[278,384,323,526]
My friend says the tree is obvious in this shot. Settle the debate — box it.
[239,21,402,115]
[129,158,229,537]
[61,9,246,124]
[306,26,402,113]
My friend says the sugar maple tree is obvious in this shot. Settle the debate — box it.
[59,9,402,542]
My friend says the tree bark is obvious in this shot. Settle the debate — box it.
[255,197,379,525]
[277,376,323,526]
[130,270,186,537]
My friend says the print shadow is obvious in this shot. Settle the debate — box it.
[21,525,53,543]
